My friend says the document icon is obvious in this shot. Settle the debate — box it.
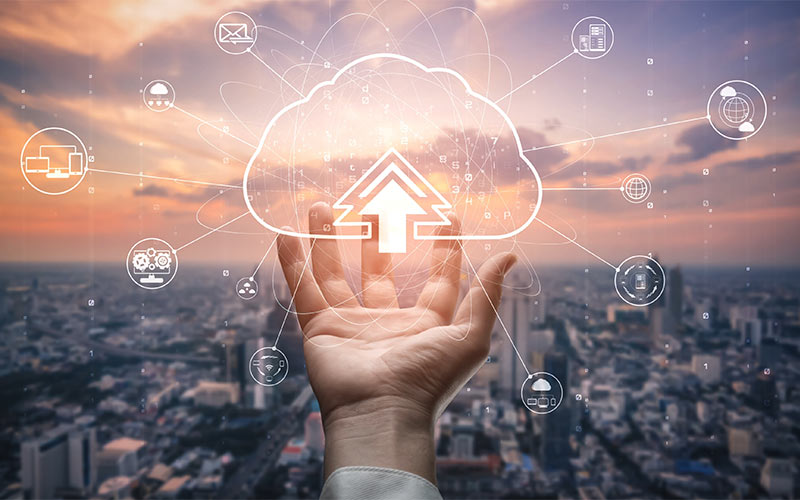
[218,23,254,45]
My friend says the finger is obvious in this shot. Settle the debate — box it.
[276,228,328,328]
[416,213,462,321]
[360,214,399,308]
[452,253,517,348]
[308,202,359,308]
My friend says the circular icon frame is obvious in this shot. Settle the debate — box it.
[621,173,651,204]
[249,346,288,386]
[214,11,258,55]
[236,277,259,300]
[706,80,767,141]
[614,255,665,307]
[20,127,89,196]
[571,16,614,60]
[521,371,564,415]
[126,238,178,290]
[143,80,176,113]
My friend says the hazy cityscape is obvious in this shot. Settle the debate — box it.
[0,261,797,499]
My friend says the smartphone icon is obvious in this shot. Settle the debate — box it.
[634,273,647,291]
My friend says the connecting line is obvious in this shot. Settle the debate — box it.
[170,105,258,149]
[495,50,577,103]
[173,212,251,253]
[535,218,618,271]
[524,115,710,152]
[247,49,305,98]
[250,236,278,279]
[273,239,315,348]
[86,167,241,189]
[542,186,621,191]
[461,249,531,377]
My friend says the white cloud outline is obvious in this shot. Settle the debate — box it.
[242,52,543,241]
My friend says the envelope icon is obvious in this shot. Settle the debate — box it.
[219,23,254,44]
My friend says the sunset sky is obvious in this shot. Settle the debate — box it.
[1,0,798,269]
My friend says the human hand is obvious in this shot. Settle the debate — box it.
[276,202,516,482]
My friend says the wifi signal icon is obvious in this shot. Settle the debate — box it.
[249,347,288,387]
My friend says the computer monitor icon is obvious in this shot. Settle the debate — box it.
[131,248,172,284]
[25,145,83,179]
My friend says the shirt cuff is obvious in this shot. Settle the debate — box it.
[320,466,442,500]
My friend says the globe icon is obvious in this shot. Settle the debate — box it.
[722,96,750,124]
[625,177,648,201]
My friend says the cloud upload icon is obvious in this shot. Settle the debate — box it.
[242,53,542,251]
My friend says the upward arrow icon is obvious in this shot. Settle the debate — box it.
[359,179,426,253]
[332,148,452,254]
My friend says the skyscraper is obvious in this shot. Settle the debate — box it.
[539,352,571,471]
[496,283,549,401]
[648,256,674,348]
[497,289,531,401]
[668,266,683,327]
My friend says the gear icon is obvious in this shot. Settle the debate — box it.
[155,252,172,269]
[132,252,150,272]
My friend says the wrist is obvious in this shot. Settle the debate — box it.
[322,396,437,484]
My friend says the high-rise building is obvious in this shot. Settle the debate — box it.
[668,266,683,327]
[497,288,529,400]
[539,352,571,471]
[21,418,97,499]
[224,334,279,410]
[495,273,550,401]
[648,256,673,348]
[757,338,781,370]
[750,371,779,415]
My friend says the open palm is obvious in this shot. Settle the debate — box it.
[277,202,516,425]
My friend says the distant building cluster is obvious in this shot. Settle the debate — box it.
[0,263,797,498]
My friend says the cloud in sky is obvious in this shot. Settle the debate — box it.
[0,0,272,61]
[667,123,738,164]
[713,150,800,171]
[1,1,798,264]
[133,185,171,197]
